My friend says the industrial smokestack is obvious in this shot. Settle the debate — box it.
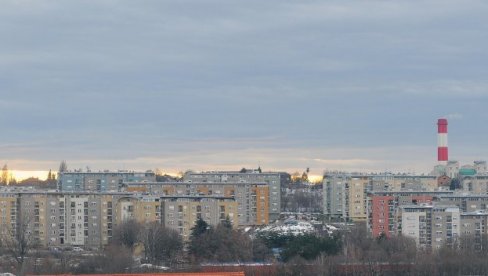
[438,118,448,164]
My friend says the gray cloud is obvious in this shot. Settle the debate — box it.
[1,0,488,174]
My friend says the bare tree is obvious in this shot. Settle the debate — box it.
[112,219,143,250]
[1,214,39,276]
[74,244,134,274]
[140,222,183,267]
[1,164,9,185]
[58,160,68,173]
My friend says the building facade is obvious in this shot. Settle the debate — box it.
[0,192,17,245]
[160,196,237,239]
[17,192,124,248]
[323,173,441,222]
[367,191,453,238]
[460,211,488,250]
[125,181,269,226]
[400,205,460,249]
[435,195,488,212]
[58,171,156,192]
[323,174,368,221]
[183,170,289,221]
[0,190,240,249]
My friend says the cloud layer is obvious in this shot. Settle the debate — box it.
[1,0,488,174]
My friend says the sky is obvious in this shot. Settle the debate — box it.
[1,0,488,179]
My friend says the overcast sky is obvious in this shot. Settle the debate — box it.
[1,0,488,175]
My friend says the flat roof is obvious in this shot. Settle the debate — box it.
[126,181,269,185]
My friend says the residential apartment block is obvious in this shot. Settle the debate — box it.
[366,191,488,250]
[160,196,237,239]
[0,193,17,244]
[323,174,368,221]
[116,195,162,223]
[367,191,454,238]
[0,190,240,249]
[369,175,438,192]
[460,210,488,250]
[58,170,156,192]
[125,181,269,226]
[323,173,441,222]
[17,191,124,248]
[183,170,290,221]
[435,195,488,212]
[400,205,460,249]
[460,175,488,194]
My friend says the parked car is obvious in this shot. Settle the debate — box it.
[72,247,84,252]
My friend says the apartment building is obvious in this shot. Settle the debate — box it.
[17,192,126,248]
[370,195,396,238]
[0,192,17,243]
[18,192,48,246]
[323,174,347,220]
[125,181,269,226]
[323,173,443,222]
[160,196,237,239]
[0,189,243,249]
[369,175,438,192]
[460,175,488,194]
[460,210,488,250]
[115,195,161,224]
[435,195,488,212]
[58,170,156,192]
[367,191,454,238]
[400,205,460,249]
[323,174,368,221]
[183,170,290,221]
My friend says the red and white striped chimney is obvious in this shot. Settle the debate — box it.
[437,118,448,164]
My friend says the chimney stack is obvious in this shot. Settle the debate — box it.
[438,118,448,164]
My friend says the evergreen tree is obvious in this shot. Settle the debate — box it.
[188,218,209,259]
[191,218,209,237]
[221,215,233,229]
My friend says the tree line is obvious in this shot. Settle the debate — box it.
[0,216,341,275]
[4,217,488,275]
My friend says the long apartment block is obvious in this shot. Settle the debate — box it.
[58,170,156,192]
[0,190,238,249]
[115,194,238,239]
[16,191,127,248]
[434,194,488,213]
[183,170,290,221]
[125,181,269,226]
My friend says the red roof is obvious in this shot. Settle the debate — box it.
[35,273,245,276]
